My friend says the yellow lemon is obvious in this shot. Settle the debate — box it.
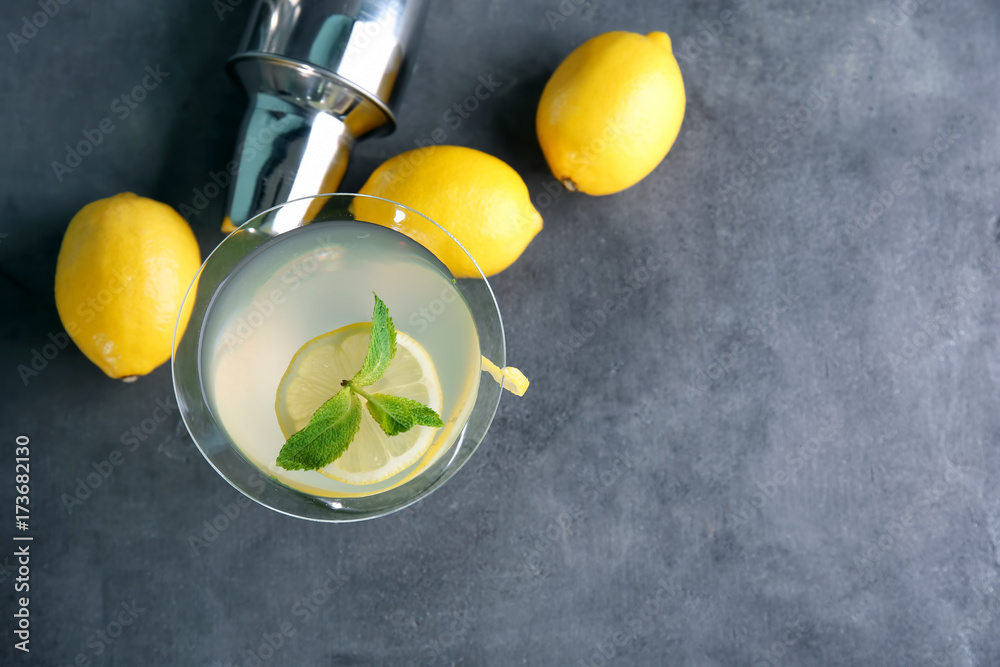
[536,31,686,195]
[355,145,542,277]
[275,323,443,485]
[54,193,201,380]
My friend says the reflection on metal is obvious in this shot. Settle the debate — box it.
[224,0,430,231]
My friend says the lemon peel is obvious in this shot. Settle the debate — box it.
[481,356,530,396]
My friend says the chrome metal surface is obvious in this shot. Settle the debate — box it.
[223,0,429,228]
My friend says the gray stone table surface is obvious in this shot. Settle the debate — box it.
[2,0,999,665]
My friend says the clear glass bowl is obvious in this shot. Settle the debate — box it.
[172,194,505,522]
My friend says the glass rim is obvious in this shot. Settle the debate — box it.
[172,192,506,522]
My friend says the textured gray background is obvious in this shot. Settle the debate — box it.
[2,0,1000,665]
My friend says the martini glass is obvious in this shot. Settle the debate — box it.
[172,193,505,522]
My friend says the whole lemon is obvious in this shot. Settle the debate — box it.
[536,31,686,196]
[54,193,201,380]
[355,145,542,277]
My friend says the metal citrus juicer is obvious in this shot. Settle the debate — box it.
[221,0,430,233]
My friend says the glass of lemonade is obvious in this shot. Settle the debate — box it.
[172,194,505,521]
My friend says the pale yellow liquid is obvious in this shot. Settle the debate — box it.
[200,221,481,497]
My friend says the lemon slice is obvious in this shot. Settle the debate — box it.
[275,323,443,485]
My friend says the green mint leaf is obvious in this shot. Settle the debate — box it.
[276,293,445,472]
[350,293,396,387]
[362,392,445,437]
[276,386,362,471]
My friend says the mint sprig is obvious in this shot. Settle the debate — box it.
[276,294,444,472]
[276,387,362,471]
[350,295,396,387]
[353,389,445,437]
